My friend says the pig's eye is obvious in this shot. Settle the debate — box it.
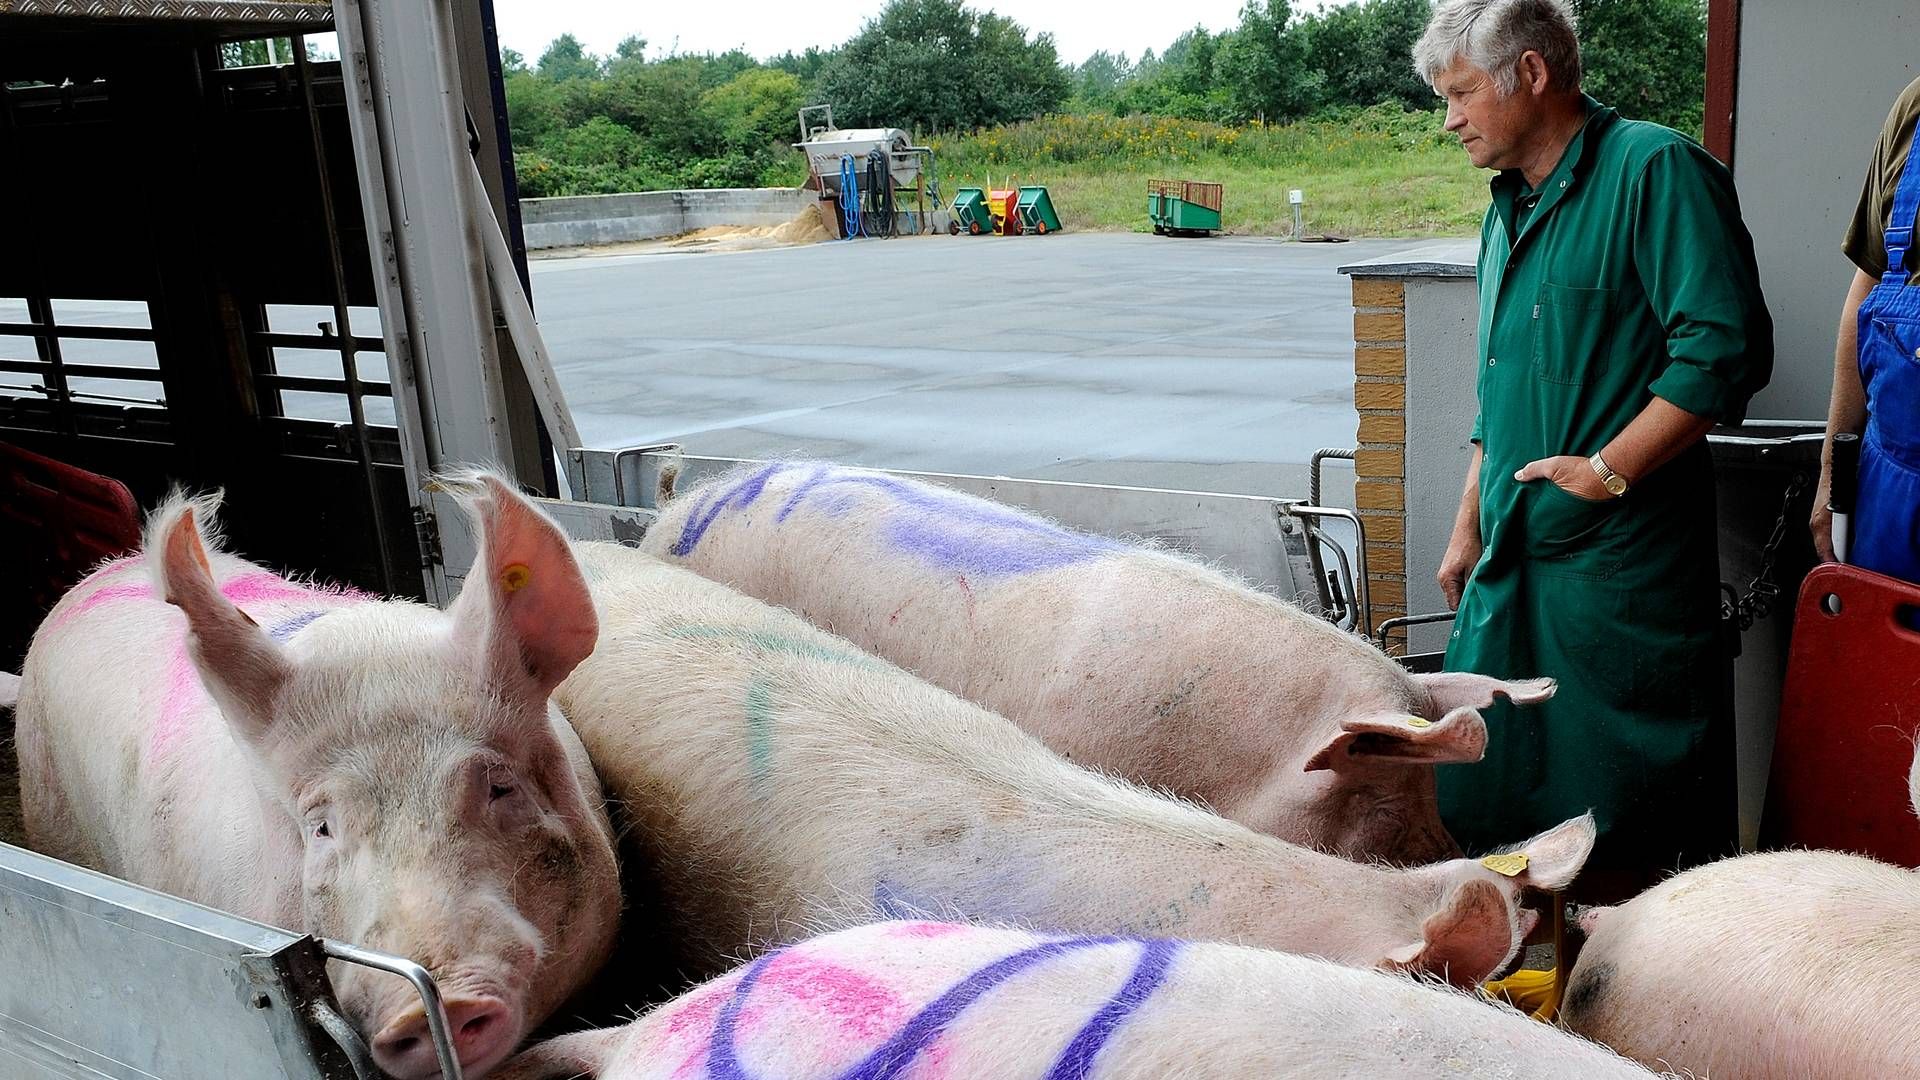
[489,781,516,802]
[311,818,332,840]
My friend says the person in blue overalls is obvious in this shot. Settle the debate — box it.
[1814,76,1920,578]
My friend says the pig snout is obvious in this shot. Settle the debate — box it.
[332,885,545,1077]
[372,995,519,1078]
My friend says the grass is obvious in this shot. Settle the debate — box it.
[922,107,1488,238]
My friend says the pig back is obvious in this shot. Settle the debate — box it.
[561,543,1110,969]
[638,462,1415,827]
[561,543,1442,982]
[501,920,1658,1080]
[1562,850,1920,1078]
[16,551,364,895]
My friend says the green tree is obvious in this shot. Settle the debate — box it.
[504,68,568,146]
[769,47,836,88]
[604,35,648,76]
[818,0,1069,132]
[537,33,603,82]
[701,68,808,151]
[695,49,764,89]
[1573,0,1706,134]
[1108,27,1230,121]
[1301,0,1433,112]
[500,47,528,76]
[1217,0,1320,122]
[595,58,712,157]
[1161,27,1221,99]
[1071,50,1134,111]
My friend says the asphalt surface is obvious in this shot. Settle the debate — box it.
[0,232,1407,505]
[529,231,1405,504]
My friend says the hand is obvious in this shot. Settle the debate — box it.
[1514,455,1612,502]
[1437,530,1482,611]
[1810,475,1837,563]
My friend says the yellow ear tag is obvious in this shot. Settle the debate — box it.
[1480,852,1529,878]
[500,564,533,592]
[1405,716,1433,729]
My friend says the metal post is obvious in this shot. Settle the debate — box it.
[293,34,398,595]
[333,0,528,600]
[463,155,583,487]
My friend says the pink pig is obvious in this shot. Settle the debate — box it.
[640,461,1555,865]
[1559,743,1920,1077]
[12,476,622,1078]
[560,543,1594,992]
[493,921,1659,1080]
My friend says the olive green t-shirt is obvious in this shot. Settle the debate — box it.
[1842,75,1920,279]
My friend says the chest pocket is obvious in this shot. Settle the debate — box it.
[1532,283,1616,386]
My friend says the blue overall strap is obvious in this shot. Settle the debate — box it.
[1882,131,1920,285]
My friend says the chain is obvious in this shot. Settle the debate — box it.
[1722,469,1809,632]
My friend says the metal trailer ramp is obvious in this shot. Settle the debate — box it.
[0,842,464,1080]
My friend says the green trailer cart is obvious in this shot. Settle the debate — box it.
[1148,178,1223,236]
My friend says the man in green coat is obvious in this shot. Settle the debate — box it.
[1413,0,1773,898]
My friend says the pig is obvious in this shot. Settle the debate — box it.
[1562,848,1920,1076]
[12,476,622,1079]
[560,543,1595,992]
[496,920,1659,1080]
[638,461,1557,865]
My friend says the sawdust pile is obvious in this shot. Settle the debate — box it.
[668,204,832,251]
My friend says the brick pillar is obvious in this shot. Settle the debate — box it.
[1350,277,1409,653]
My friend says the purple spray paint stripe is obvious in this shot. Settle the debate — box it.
[1043,939,1182,1080]
[671,461,788,557]
[704,947,787,1080]
[678,461,1119,576]
[267,610,330,642]
[830,936,1126,1080]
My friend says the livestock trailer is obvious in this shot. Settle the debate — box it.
[0,4,1375,1076]
[0,0,1874,1073]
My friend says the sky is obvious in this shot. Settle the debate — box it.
[490,0,1268,70]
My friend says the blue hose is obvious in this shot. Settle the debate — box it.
[839,154,862,240]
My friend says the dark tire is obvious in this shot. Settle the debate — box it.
[948,221,961,236]
[1152,224,1166,235]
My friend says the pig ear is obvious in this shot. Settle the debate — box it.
[154,500,292,741]
[1576,904,1615,938]
[446,474,598,697]
[1497,812,1598,892]
[1303,708,1487,772]
[491,1027,619,1079]
[1383,877,1516,986]
[1413,673,1556,717]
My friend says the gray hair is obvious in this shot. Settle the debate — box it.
[1413,0,1582,95]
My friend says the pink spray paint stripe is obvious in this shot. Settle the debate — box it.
[153,648,205,758]
[43,557,146,633]
[147,572,372,759]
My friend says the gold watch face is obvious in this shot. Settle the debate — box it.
[1604,474,1628,496]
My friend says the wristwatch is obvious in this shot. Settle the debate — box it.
[1589,453,1629,497]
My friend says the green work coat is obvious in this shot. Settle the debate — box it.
[1437,100,1773,874]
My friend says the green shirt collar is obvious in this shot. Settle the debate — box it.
[1492,96,1617,244]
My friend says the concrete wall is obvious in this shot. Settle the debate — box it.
[1402,270,1482,655]
[1732,1,1919,419]
[1343,242,1481,656]
[519,188,812,250]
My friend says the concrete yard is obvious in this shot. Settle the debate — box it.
[531,231,1409,505]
